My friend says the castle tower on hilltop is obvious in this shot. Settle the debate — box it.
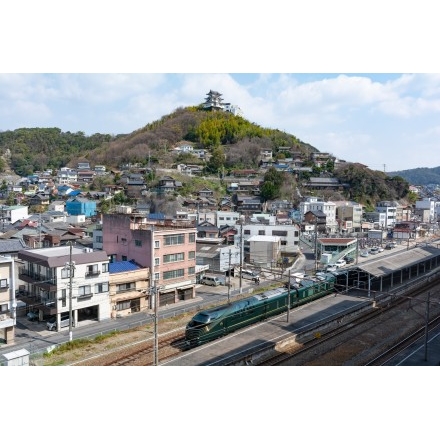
[203,90,224,111]
[203,90,244,117]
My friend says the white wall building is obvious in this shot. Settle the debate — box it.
[299,197,337,233]
[248,236,281,268]
[238,223,300,257]
[216,211,240,228]
[0,205,29,227]
[0,256,16,344]
[376,201,397,227]
[17,246,111,330]
[416,198,436,222]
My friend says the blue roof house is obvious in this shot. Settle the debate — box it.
[66,197,97,218]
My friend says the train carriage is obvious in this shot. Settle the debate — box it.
[185,272,336,347]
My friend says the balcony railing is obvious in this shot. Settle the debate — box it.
[19,269,57,291]
[85,270,101,277]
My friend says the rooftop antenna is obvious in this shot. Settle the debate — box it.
[383,164,386,173]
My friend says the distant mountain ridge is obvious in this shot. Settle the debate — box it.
[388,166,440,186]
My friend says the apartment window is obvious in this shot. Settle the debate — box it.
[102,263,109,273]
[78,285,92,296]
[219,217,225,221]
[163,269,184,280]
[154,273,160,281]
[0,279,8,288]
[155,258,160,266]
[188,251,195,260]
[86,264,100,276]
[61,267,72,278]
[61,289,66,307]
[258,230,265,235]
[116,300,131,311]
[121,237,127,245]
[135,240,142,247]
[189,233,195,243]
[122,255,127,261]
[154,240,160,249]
[117,282,135,292]
[165,234,184,245]
[163,252,184,263]
[281,240,287,246]
[96,282,109,293]
[244,229,250,235]
[272,230,288,237]
[188,266,195,275]
[95,236,103,243]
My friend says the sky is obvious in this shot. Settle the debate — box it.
[1,72,440,172]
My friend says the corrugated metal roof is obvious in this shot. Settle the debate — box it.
[109,260,143,273]
[357,246,440,277]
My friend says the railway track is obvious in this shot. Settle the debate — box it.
[72,328,187,366]
[364,316,440,366]
[254,281,440,366]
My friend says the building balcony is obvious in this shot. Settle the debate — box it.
[0,312,15,328]
[85,270,101,277]
[16,290,58,315]
[19,270,57,292]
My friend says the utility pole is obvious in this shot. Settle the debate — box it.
[227,249,232,304]
[424,291,430,362]
[67,241,74,342]
[314,215,318,272]
[356,233,359,265]
[239,222,243,294]
[152,281,159,366]
[286,269,291,322]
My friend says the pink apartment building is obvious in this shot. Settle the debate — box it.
[102,211,197,307]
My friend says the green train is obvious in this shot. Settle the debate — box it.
[185,272,337,347]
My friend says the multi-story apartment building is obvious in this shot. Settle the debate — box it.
[0,256,16,344]
[238,223,300,262]
[334,201,364,233]
[102,210,197,306]
[376,201,397,228]
[109,261,150,318]
[415,198,435,222]
[299,197,337,233]
[17,246,111,329]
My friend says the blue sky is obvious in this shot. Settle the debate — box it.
[1,72,439,172]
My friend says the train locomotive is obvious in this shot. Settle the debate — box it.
[185,271,337,347]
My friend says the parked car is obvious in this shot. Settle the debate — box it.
[360,250,369,257]
[200,275,221,286]
[344,255,355,264]
[325,264,338,272]
[241,269,260,282]
[369,247,379,254]
[26,310,39,322]
[377,247,384,252]
[335,259,347,268]
[385,242,397,249]
[47,315,71,331]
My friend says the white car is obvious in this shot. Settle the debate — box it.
[335,259,347,268]
[326,264,338,272]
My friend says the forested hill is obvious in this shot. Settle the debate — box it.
[0,107,317,175]
[0,106,414,208]
[388,167,440,186]
[0,128,114,176]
